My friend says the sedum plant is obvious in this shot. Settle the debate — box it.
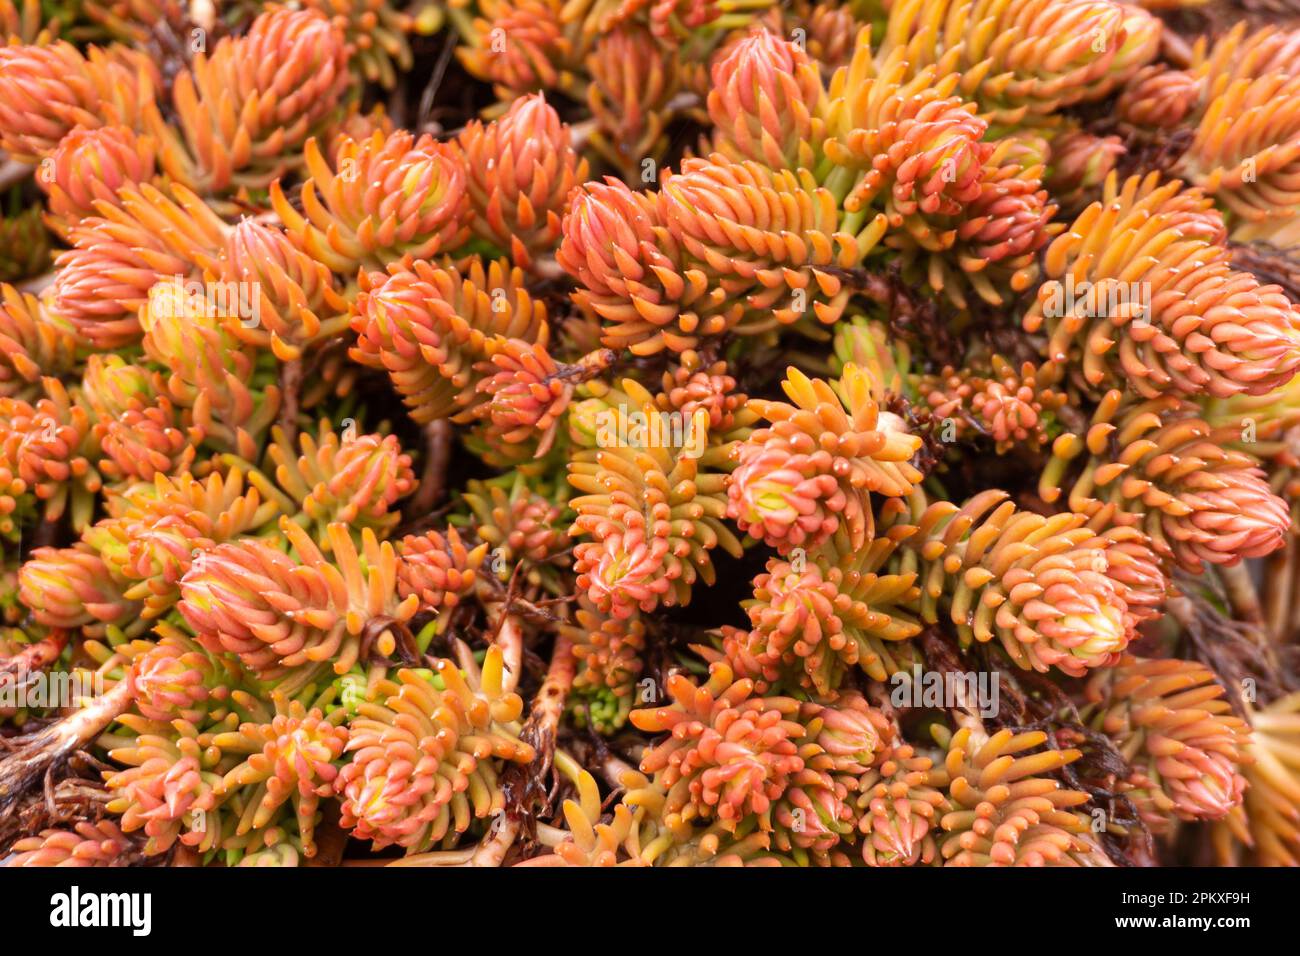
[0,0,1298,874]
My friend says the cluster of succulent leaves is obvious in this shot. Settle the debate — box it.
[1,0,1300,868]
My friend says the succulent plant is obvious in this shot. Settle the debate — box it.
[454,94,589,270]
[19,542,139,636]
[306,0,413,90]
[568,374,740,616]
[1179,72,1300,237]
[453,475,570,573]
[659,154,859,326]
[586,25,680,180]
[1024,173,1300,400]
[38,124,158,240]
[458,0,581,100]
[1085,656,1250,832]
[273,129,469,276]
[893,489,1165,676]
[558,176,742,356]
[211,695,349,858]
[0,41,156,163]
[177,518,423,678]
[920,357,1066,453]
[706,29,827,172]
[0,200,49,283]
[350,256,548,424]
[0,285,79,402]
[727,365,921,553]
[104,715,226,856]
[732,527,921,692]
[629,662,807,833]
[1214,691,1300,866]
[82,468,279,619]
[883,0,1159,127]
[139,273,280,459]
[6,819,133,866]
[1,378,103,529]
[216,219,349,362]
[266,421,416,539]
[130,628,230,725]
[1041,390,1290,572]
[81,353,199,483]
[335,648,534,853]
[930,726,1107,866]
[0,0,42,45]
[157,7,352,195]
[826,38,1057,307]
[53,181,230,349]
[0,0,1294,875]
[855,734,945,866]
[394,527,486,612]
[563,594,646,730]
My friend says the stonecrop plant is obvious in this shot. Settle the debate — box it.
[0,0,1299,870]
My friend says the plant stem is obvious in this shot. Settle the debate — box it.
[527,625,576,742]
[305,806,348,866]
[494,612,524,695]
[461,629,578,867]
[533,822,570,847]
[0,675,134,817]
[0,630,68,692]
[467,817,518,866]
[598,753,636,790]
[277,358,302,447]
[407,418,452,517]
[919,627,988,746]
[1265,537,1294,642]
[1220,562,1264,627]
[386,847,477,866]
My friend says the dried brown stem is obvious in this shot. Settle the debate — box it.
[1219,562,1265,627]
[462,628,578,868]
[277,358,303,447]
[526,625,576,744]
[553,348,617,385]
[0,770,112,853]
[170,845,201,866]
[919,627,989,745]
[304,804,348,866]
[1265,537,1295,642]
[407,418,452,517]
[0,675,134,818]
[1168,591,1283,710]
